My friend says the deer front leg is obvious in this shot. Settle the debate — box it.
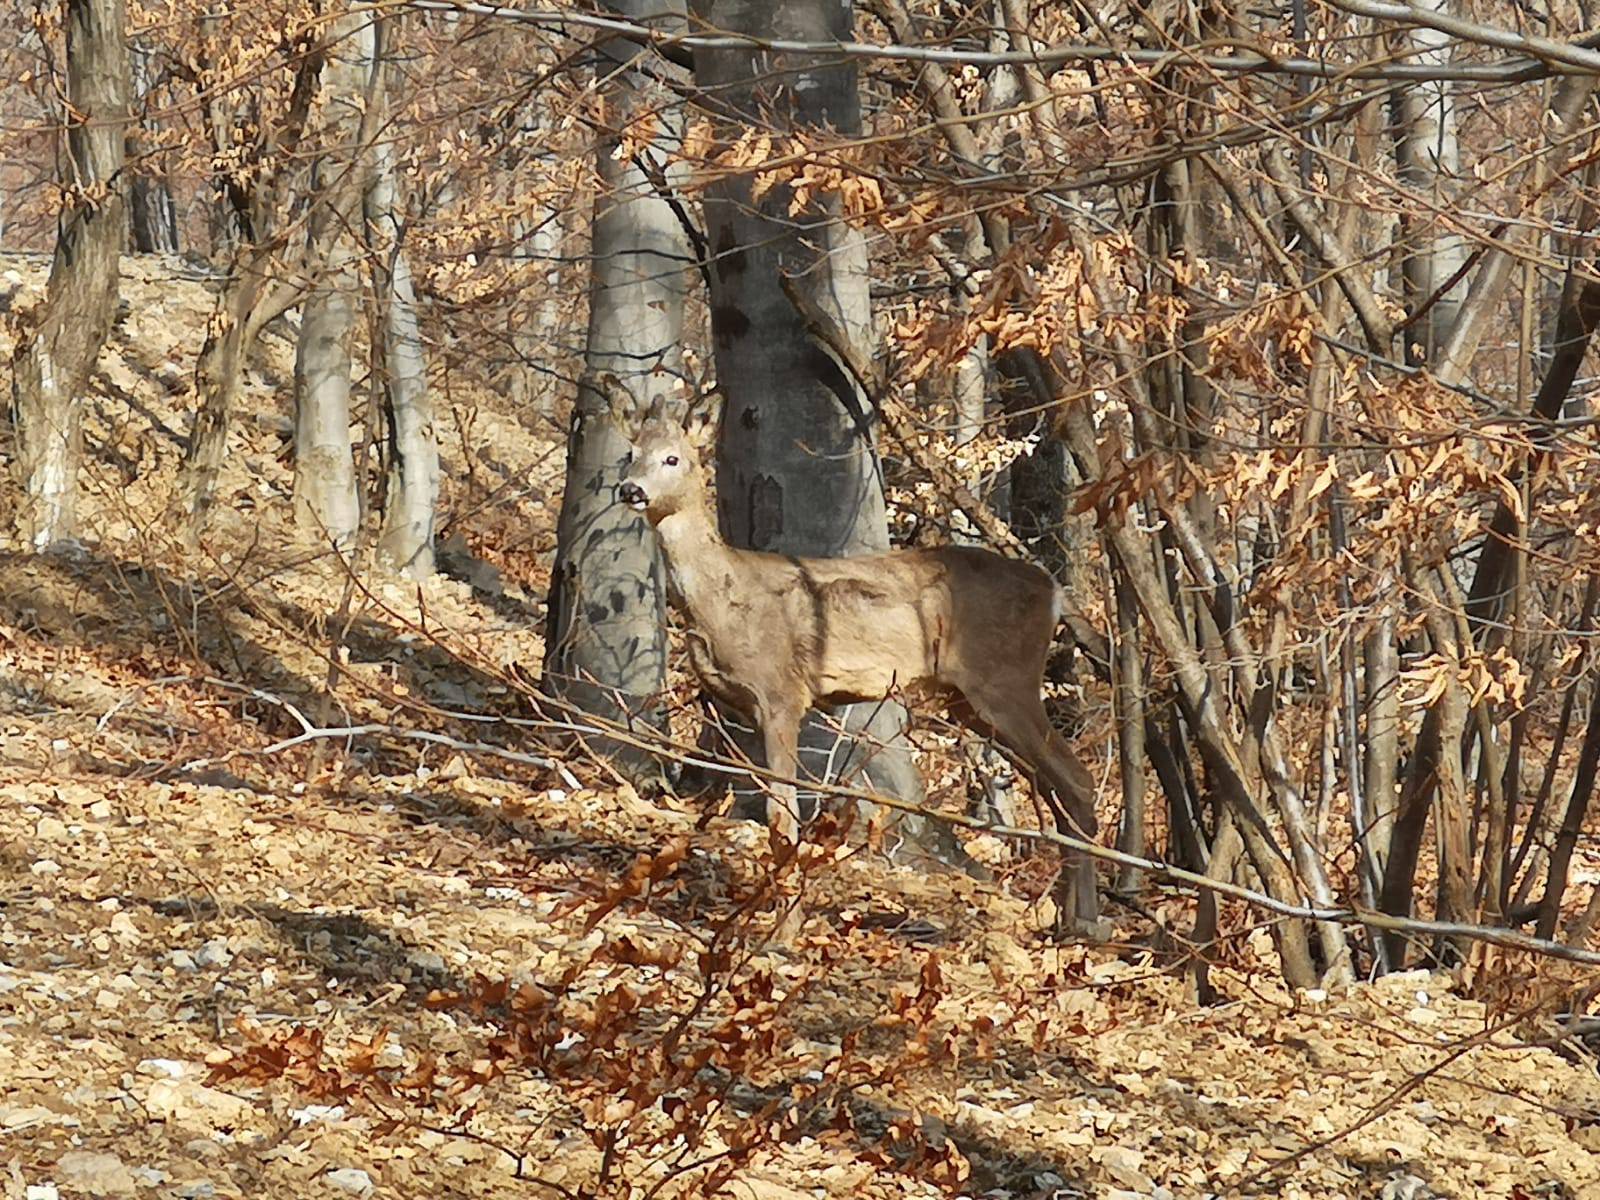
[757,705,804,848]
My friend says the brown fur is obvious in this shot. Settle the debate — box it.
[621,414,1099,910]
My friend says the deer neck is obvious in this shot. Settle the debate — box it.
[652,490,729,613]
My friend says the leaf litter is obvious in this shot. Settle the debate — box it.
[0,253,1596,1198]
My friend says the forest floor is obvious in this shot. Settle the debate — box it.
[0,252,1598,1200]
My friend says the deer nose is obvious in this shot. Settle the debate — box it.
[618,481,648,509]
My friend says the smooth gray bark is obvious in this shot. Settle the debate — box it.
[292,251,360,548]
[1392,2,1468,361]
[507,208,564,420]
[692,0,928,831]
[1362,581,1401,869]
[291,12,374,550]
[9,0,129,550]
[543,0,690,781]
[368,136,439,577]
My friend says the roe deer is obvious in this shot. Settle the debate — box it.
[619,403,1101,923]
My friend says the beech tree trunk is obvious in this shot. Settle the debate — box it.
[1392,2,1467,362]
[543,0,689,782]
[1362,583,1401,871]
[9,0,129,550]
[691,0,932,841]
[368,135,438,577]
[291,12,374,550]
[292,253,360,548]
[507,208,563,421]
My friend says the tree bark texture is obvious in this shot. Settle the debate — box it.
[544,0,689,782]
[691,0,929,825]
[363,20,438,579]
[1391,2,1467,362]
[9,0,130,550]
[291,11,375,552]
[292,252,360,550]
[1363,580,1401,871]
[1113,573,1147,894]
[368,135,438,578]
[181,16,360,532]
[507,207,564,421]
[127,40,178,254]
[1536,680,1600,940]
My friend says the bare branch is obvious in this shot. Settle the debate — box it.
[396,0,1590,84]
[1262,147,1395,350]
[1329,0,1600,75]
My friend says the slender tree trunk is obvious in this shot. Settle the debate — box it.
[1391,1,1467,362]
[1466,267,1600,629]
[363,20,437,578]
[1363,579,1401,870]
[181,20,353,532]
[1536,683,1600,940]
[507,208,563,421]
[293,256,360,547]
[368,136,437,577]
[127,40,178,255]
[505,100,566,423]
[1380,566,1474,965]
[543,0,689,783]
[198,6,247,255]
[1113,573,1147,894]
[182,257,267,528]
[691,0,931,838]
[9,0,130,550]
[290,12,374,550]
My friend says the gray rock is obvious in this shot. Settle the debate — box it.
[324,1167,374,1196]
[56,1150,135,1196]
[195,939,232,969]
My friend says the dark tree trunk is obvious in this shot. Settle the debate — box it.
[1536,682,1600,940]
[690,0,935,850]
[127,41,178,255]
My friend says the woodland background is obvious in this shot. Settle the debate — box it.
[2,1,1600,1196]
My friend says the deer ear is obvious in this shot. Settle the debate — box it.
[602,374,643,436]
[684,397,717,450]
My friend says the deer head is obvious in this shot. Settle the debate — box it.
[617,395,713,527]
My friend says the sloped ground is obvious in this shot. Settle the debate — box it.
[0,254,1598,1199]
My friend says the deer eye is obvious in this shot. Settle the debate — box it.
[663,455,679,467]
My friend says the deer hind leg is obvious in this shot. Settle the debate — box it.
[960,684,1101,930]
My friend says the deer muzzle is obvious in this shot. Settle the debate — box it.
[618,481,648,510]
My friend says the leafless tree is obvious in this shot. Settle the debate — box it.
[543,0,692,781]
[9,0,130,550]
